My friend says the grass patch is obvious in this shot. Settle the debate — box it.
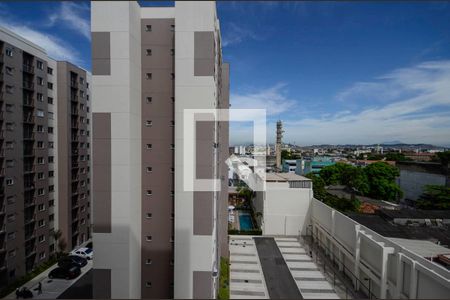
[218,257,230,300]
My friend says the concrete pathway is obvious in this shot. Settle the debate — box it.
[275,237,340,299]
[5,260,93,299]
[229,235,269,299]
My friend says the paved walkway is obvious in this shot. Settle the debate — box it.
[229,235,269,299]
[275,237,340,299]
[5,260,93,299]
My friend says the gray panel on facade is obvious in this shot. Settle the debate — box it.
[93,269,111,299]
[92,113,112,233]
[193,192,213,236]
[193,271,213,299]
[194,31,215,76]
[92,32,111,75]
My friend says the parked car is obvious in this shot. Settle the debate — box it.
[48,266,81,280]
[58,255,88,269]
[70,247,93,260]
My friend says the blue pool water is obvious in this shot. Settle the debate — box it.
[239,213,253,230]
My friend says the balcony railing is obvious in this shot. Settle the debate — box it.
[23,97,34,107]
[23,64,34,74]
[70,80,78,88]
[23,132,35,140]
[23,80,34,90]
[24,149,35,157]
[23,115,34,123]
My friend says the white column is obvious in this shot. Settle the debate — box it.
[380,245,394,299]
[395,253,404,298]
[409,261,418,299]
[353,225,361,290]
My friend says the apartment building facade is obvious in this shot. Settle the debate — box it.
[91,1,229,298]
[0,26,91,287]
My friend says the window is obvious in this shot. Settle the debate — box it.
[7,232,16,240]
[146,213,152,219]
[49,185,55,192]
[6,123,14,131]
[6,141,14,149]
[80,104,85,111]
[170,236,174,243]
[37,77,44,86]
[6,178,14,186]
[170,121,175,127]
[170,191,174,197]
[38,219,45,227]
[146,97,152,103]
[171,97,175,102]
[48,112,54,119]
[7,214,15,222]
[36,109,44,117]
[49,200,55,207]
[37,60,44,70]
[171,73,175,79]
[49,171,54,178]
[80,90,85,98]
[146,236,152,242]
[146,190,152,196]
[48,142,54,149]
[48,97,54,104]
[146,167,152,173]
[146,73,152,79]
[6,103,14,112]
[38,235,45,243]
[146,120,152,127]
[6,48,13,57]
[146,259,152,265]
[48,156,54,163]
[38,188,45,196]
[7,196,16,205]
[38,157,45,164]
[37,141,44,149]
[39,252,46,260]
[170,49,175,56]
[146,144,152,149]
[170,144,175,150]
[171,212,174,219]
[37,93,43,102]
[6,160,15,168]
[6,85,14,94]
[145,24,152,32]
[80,77,84,84]
[49,214,54,222]
[6,66,13,75]
[170,167,174,173]
[47,67,53,75]
[170,24,175,32]
[146,49,152,56]
[38,204,45,211]
[170,259,174,266]
[38,173,45,180]
[47,82,53,90]
[48,127,54,134]
[37,125,44,132]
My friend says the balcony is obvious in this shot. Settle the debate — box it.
[24,183,35,191]
[71,96,79,102]
[24,165,35,174]
[23,80,34,90]
[23,64,34,74]
[25,246,36,258]
[23,132,35,141]
[24,149,35,157]
[24,200,36,208]
[25,230,36,241]
[70,80,78,88]
[71,108,79,115]
[24,214,36,225]
[23,115,34,124]
[23,97,34,107]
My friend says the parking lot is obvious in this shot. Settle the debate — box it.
[5,260,92,299]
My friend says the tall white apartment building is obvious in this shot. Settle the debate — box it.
[91,1,229,298]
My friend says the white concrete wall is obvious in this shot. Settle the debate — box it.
[91,1,142,298]
[311,198,450,299]
[258,182,312,236]
[174,1,220,298]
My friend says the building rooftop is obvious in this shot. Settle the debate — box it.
[379,209,450,220]
[265,173,311,182]
[388,238,450,258]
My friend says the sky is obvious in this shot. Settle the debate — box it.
[1,1,450,146]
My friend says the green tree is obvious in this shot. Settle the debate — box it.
[416,185,450,209]
[385,152,411,162]
[432,151,450,165]
[363,162,402,202]
[305,173,327,200]
[281,150,292,160]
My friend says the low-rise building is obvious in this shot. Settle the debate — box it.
[296,156,336,175]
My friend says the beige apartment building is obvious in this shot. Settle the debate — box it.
[91,1,229,298]
[0,26,91,286]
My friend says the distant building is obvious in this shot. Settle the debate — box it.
[396,161,449,204]
[404,152,435,162]
[296,156,335,175]
[281,159,297,173]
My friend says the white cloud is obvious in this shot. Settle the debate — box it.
[282,60,450,146]
[0,21,81,63]
[222,22,262,47]
[48,2,90,40]
[230,83,296,116]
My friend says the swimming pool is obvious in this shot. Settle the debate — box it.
[239,213,253,231]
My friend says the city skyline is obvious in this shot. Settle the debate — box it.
[1,1,449,146]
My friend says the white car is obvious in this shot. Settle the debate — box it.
[71,247,93,260]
